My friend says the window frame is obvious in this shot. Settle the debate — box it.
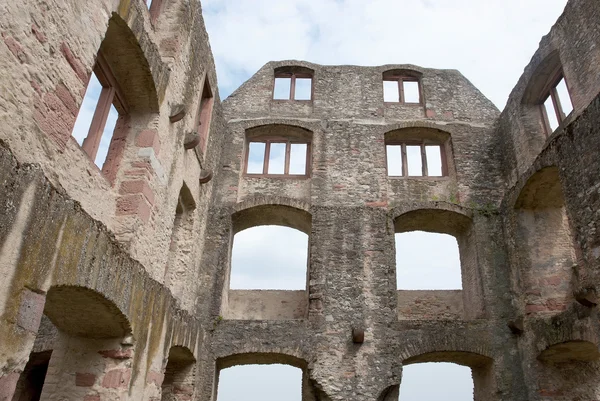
[244,137,311,178]
[383,75,423,105]
[385,139,448,178]
[78,52,127,164]
[539,72,573,136]
[272,72,314,102]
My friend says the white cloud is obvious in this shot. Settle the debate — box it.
[204,0,568,108]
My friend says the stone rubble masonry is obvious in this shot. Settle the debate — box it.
[0,0,599,400]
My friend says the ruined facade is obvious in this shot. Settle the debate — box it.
[1,0,600,400]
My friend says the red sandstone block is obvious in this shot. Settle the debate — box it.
[31,24,47,43]
[525,304,547,314]
[60,42,88,83]
[426,109,436,118]
[17,288,45,333]
[2,34,27,63]
[0,373,20,400]
[83,395,100,401]
[136,130,161,155]
[124,169,152,179]
[102,369,131,389]
[443,111,454,119]
[116,194,152,223]
[75,373,97,387]
[55,84,79,117]
[146,370,164,386]
[333,184,345,189]
[98,349,133,359]
[173,385,194,400]
[543,275,564,286]
[119,180,155,206]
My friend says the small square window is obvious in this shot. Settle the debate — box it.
[246,139,310,177]
[386,142,446,178]
[273,72,313,101]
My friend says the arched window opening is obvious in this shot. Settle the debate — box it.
[217,364,302,401]
[165,183,196,298]
[273,66,314,101]
[161,347,196,401]
[71,53,124,169]
[245,125,312,178]
[231,225,308,290]
[514,167,576,315]
[394,209,483,320]
[12,351,52,401]
[383,70,423,104]
[224,205,311,320]
[540,74,573,134]
[198,76,214,154]
[395,231,461,290]
[399,363,473,400]
[385,128,450,178]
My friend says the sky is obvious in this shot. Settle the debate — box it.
[71,0,569,399]
[203,0,568,399]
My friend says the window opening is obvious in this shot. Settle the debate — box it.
[13,351,52,401]
[273,73,312,101]
[541,75,573,134]
[230,226,308,290]
[161,348,196,401]
[217,365,302,401]
[198,77,214,153]
[147,0,153,8]
[396,231,461,290]
[383,77,421,104]
[399,363,473,400]
[289,144,308,175]
[71,53,125,169]
[246,139,310,177]
[386,142,445,177]
[267,143,286,175]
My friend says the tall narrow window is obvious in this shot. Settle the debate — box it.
[386,142,445,177]
[541,74,573,134]
[71,53,125,169]
[245,139,310,177]
[273,72,313,100]
[198,77,214,154]
[383,76,422,104]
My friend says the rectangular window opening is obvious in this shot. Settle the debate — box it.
[247,142,266,174]
[383,80,400,102]
[72,72,103,146]
[294,78,312,100]
[147,0,153,8]
[543,96,560,132]
[386,145,403,176]
[94,104,118,169]
[403,80,420,103]
[289,143,307,175]
[273,77,291,100]
[406,145,423,176]
[425,145,443,177]
[267,143,286,174]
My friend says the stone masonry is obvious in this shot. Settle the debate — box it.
[1,0,600,400]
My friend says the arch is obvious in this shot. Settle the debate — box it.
[522,50,562,104]
[538,340,600,363]
[513,166,576,315]
[382,68,423,80]
[44,285,131,339]
[162,346,197,401]
[232,204,312,235]
[100,13,160,113]
[217,352,308,371]
[393,207,472,237]
[241,119,319,134]
[246,124,313,142]
[274,65,315,77]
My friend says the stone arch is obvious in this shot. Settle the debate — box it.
[44,285,131,339]
[512,166,577,315]
[241,119,319,134]
[161,346,197,401]
[215,352,322,401]
[100,13,160,114]
[393,206,483,319]
[522,50,563,105]
[232,202,312,235]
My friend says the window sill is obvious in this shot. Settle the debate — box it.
[271,99,313,103]
[387,175,450,181]
[244,174,311,180]
[384,102,423,107]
